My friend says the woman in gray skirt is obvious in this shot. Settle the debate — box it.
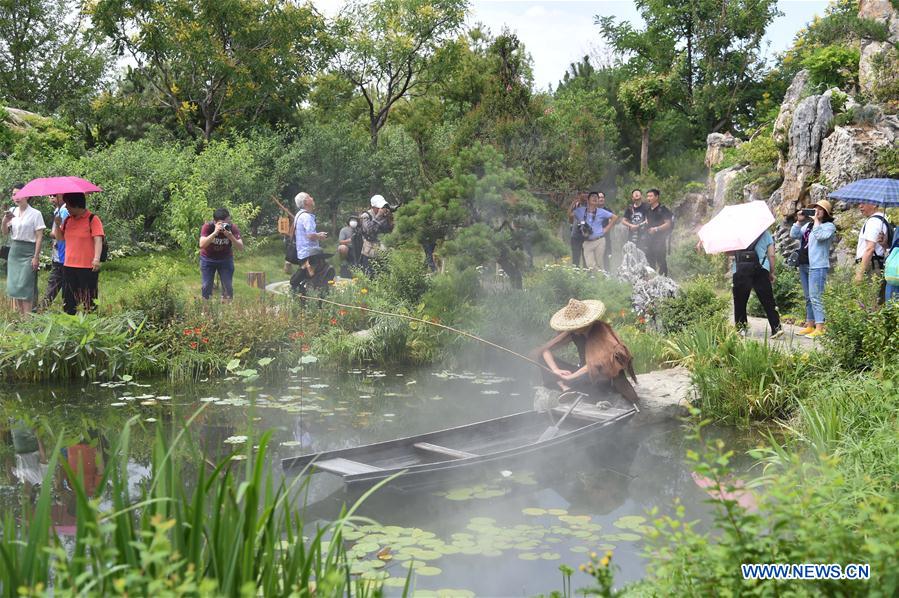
[2,183,45,315]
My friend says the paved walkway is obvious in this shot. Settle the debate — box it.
[742,315,817,351]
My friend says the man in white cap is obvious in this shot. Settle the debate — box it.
[359,194,393,275]
[292,192,328,267]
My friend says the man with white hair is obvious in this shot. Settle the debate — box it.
[360,194,393,275]
[293,192,327,266]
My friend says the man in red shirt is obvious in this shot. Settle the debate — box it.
[54,193,104,314]
[198,208,244,301]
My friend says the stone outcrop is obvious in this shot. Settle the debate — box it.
[711,165,748,210]
[776,93,834,214]
[674,192,711,233]
[819,114,899,188]
[632,275,679,317]
[859,0,899,97]
[616,241,654,285]
[773,70,810,150]
[705,132,741,170]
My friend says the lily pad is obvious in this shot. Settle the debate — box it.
[540,552,561,560]
[547,508,568,515]
[518,552,540,560]
[570,546,590,553]
[522,507,547,516]
[383,577,408,588]
[614,515,647,530]
[415,566,442,576]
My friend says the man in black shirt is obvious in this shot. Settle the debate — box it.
[622,189,649,251]
[645,188,673,276]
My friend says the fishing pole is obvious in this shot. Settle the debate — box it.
[295,292,553,373]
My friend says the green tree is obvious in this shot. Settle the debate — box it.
[618,73,673,174]
[391,142,562,288]
[598,0,780,134]
[0,0,107,114]
[90,0,327,141]
[333,0,467,148]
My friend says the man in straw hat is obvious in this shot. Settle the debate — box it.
[535,298,639,405]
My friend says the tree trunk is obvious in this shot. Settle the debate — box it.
[640,125,650,175]
[370,118,379,149]
[497,257,523,290]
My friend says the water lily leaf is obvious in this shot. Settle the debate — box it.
[614,515,647,530]
[570,546,590,553]
[559,515,591,524]
[522,508,546,516]
[435,590,475,598]
[597,543,617,551]
[547,508,567,515]
[518,552,540,560]
[383,577,408,588]
[606,532,641,542]
[540,552,561,560]
[416,566,442,576]
[354,542,379,553]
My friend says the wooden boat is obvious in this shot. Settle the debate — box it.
[281,403,637,486]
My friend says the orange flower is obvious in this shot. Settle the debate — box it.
[183,328,193,336]
[190,341,198,349]
[637,316,646,324]
[301,344,310,352]
[338,310,347,316]
[330,318,338,325]
[619,309,627,317]
[193,327,202,334]
[202,337,209,344]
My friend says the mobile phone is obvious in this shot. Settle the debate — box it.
[800,208,816,217]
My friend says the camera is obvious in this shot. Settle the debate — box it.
[222,222,232,232]
[800,208,816,217]
[577,221,594,237]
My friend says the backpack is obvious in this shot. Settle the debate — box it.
[731,235,765,274]
[63,213,108,262]
[284,211,304,264]
[871,215,894,258]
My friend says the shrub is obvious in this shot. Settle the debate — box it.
[617,325,669,373]
[112,262,188,325]
[654,276,729,334]
[368,249,432,307]
[668,243,729,281]
[749,268,803,319]
[802,45,860,90]
[821,276,898,370]
[876,145,899,177]
[529,264,633,318]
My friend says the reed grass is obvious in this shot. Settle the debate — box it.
[0,413,397,596]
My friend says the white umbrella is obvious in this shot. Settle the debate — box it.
[698,200,775,254]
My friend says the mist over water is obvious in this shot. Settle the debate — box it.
[0,364,724,594]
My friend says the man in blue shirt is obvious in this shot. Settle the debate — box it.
[731,229,782,338]
[39,193,68,310]
[293,192,327,263]
[581,192,616,271]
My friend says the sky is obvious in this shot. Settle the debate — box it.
[315,1,832,90]
[468,1,832,90]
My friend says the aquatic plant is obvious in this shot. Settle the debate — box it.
[0,414,396,596]
[666,324,815,424]
[0,312,161,382]
[821,276,899,371]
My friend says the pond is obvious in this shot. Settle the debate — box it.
[0,364,721,595]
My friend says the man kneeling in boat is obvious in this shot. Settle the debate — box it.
[535,298,639,405]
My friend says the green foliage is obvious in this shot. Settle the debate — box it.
[113,262,187,326]
[617,325,669,374]
[749,269,802,319]
[1,417,390,595]
[801,45,860,90]
[368,249,432,307]
[668,242,728,281]
[667,323,814,424]
[654,276,729,334]
[392,142,564,288]
[822,277,899,371]
[0,0,108,115]
[90,0,327,140]
[876,145,899,178]
[0,312,160,382]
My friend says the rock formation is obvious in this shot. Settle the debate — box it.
[772,69,810,150]
[705,132,741,171]
[858,0,899,97]
[820,113,899,188]
[776,93,834,214]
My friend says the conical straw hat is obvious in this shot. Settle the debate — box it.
[550,298,606,331]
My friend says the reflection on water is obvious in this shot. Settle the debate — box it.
[0,365,723,594]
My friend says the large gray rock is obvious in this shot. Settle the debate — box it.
[773,70,810,150]
[819,115,899,188]
[616,241,654,285]
[674,192,711,234]
[633,275,679,318]
[705,132,741,170]
[633,366,694,422]
[777,93,834,215]
[859,0,899,97]
[711,165,749,210]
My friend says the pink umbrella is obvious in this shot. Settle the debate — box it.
[13,176,103,199]
[698,200,774,254]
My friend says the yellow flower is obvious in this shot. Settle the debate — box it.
[600,555,610,567]
[328,279,335,285]
[360,288,368,294]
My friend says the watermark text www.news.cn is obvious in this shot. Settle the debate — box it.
[742,563,870,580]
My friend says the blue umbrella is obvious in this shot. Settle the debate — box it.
[828,178,899,207]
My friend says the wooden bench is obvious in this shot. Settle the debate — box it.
[313,457,384,476]
[413,442,477,460]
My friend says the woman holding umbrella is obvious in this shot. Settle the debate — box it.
[2,182,45,315]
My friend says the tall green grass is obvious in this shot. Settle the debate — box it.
[0,414,395,596]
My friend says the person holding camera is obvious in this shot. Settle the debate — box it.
[199,208,243,301]
[791,201,836,337]
[580,192,616,272]
[360,194,393,276]
[337,214,362,278]
[567,191,589,267]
